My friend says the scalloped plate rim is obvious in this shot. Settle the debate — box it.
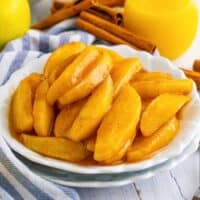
[16,132,200,188]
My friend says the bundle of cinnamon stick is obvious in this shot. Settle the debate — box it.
[32,0,124,29]
[76,11,156,53]
[51,0,123,25]
[32,0,156,53]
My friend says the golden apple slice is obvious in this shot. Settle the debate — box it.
[33,80,55,136]
[58,51,112,106]
[67,76,113,142]
[97,47,123,64]
[103,139,132,164]
[127,117,179,162]
[54,99,86,137]
[47,46,100,105]
[111,58,141,96]
[21,134,90,162]
[131,79,193,99]
[44,42,86,79]
[26,73,43,93]
[140,93,190,136]
[11,73,42,133]
[48,53,78,85]
[132,72,172,82]
[11,79,33,132]
[94,84,142,162]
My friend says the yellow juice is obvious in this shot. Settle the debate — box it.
[124,0,198,59]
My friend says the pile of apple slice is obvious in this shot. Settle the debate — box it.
[10,42,192,164]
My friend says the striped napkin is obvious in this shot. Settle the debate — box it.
[0,19,96,200]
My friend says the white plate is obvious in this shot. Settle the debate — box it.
[1,44,200,174]
[15,130,200,188]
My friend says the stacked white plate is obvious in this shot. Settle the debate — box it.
[1,45,200,187]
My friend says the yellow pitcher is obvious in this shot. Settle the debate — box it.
[124,0,198,59]
[0,0,30,49]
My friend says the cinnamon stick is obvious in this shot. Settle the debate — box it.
[193,60,200,72]
[87,8,113,22]
[33,0,125,29]
[51,0,123,24]
[76,18,135,47]
[54,0,74,9]
[51,1,75,13]
[51,0,84,13]
[96,0,125,7]
[78,11,156,53]
[52,0,125,10]
[52,0,125,8]
[88,2,123,25]
[181,68,200,88]
[32,0,92,30]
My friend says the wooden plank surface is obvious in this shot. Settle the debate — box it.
[77,151,200,200]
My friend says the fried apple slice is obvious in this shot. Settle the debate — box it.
[103,139,132,164]
[44,42,86,79]
[67,76,113,142]
[127,117,179,162]
[26,73,43,93]
[33,80,55,136]
[11,73,42,133]
[21,134,90,162]
[97,47,123,64]
[58,51,112,106]
[111,58,141,96]
[54,99,86,137]
[48,53,78,85]
[47,46,100,105]
[94,84,142,162]
[131,79,193,99]
[132,72,172,82]
[140,93,190,136]
[11,79,33,132]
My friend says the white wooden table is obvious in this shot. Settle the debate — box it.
[77,152,200,200]
[30,1,200,199]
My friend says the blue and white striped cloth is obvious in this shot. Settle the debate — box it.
[0,18,97,200]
